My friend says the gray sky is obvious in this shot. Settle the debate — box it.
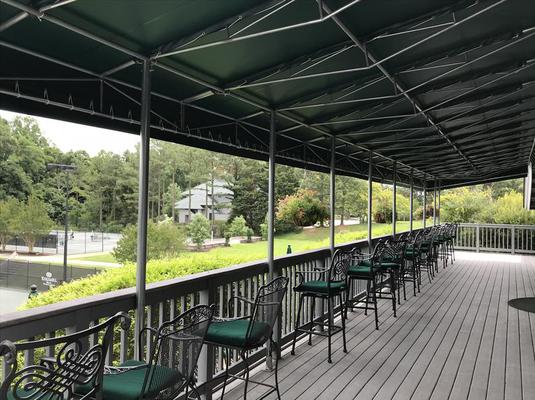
[0,109,139,156]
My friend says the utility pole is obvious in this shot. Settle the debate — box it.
[47,163,76,282]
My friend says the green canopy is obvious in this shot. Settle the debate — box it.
[1,0,534,188]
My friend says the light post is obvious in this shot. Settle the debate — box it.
[47,163,76,282]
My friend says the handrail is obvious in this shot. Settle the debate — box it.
[455,223,535,255]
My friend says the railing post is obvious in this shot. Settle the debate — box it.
[511,225,515,254]
[476,225,480,252]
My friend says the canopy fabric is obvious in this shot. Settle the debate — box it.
[1,0,534,188]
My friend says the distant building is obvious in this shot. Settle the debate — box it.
[175,179,233,223]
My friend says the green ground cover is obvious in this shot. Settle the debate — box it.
[70,253,118,263]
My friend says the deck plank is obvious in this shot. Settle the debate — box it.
[449,261,502,400]
[427,262,498,400]
[520,260,535,399]
[218,252,535,400]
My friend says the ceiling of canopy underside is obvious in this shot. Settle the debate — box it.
[1,0,535,188]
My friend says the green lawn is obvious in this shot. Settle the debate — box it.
[70,253,118,263]
[70,220,425,266]
[196,220,424,260]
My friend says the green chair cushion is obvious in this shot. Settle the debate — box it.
[77,360,180,400]
[380,262,401,269]
[206,319,270,348]
[295,280,345,294]
[348,264,372,275]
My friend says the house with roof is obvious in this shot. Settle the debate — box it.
[174,179,233,223]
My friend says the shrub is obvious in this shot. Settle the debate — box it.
[188,214,211,250]
[112,220,185,263]
[228,215,248,237]
[22,251,260,310]
[276,189,328,228]
[246,227,254,242]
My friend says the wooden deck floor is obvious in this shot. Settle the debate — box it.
[224,251,535,400]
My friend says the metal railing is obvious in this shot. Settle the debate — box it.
[455,223,535,254]
[0,231,411,397]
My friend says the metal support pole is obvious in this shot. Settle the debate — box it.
[330,136,336,254]
[135,59,151,360]
[368,151,373,250]
[423,181,427,228]
[268,110,276,279]
[63,172,69,282]
[267,110,278,369]
[433,180,437,226]
[438,185,441,224]
[409,170,414,232]
[392,161,397,237]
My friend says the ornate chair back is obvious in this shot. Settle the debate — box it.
[0,312,129,400]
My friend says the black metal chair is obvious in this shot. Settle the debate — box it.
[205,276,288,400]
[0,312,130,400]
[345,243,387,330]
[291,249,351,363]
[76,305,214,400]
[384,235,409,303]
[404,230,425,295]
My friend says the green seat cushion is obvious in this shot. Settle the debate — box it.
[7,389,38,400]
[380,262,401,269]
[348,264,372,275]
[295,280,345,294]
[206,319,270,348]
[77,360,180,400]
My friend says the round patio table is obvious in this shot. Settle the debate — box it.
[508,297,535,313]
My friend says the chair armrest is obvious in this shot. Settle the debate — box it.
[39,356,57,369]
[295,267,328,284]
[213,315,251,322]
[104,364,148,375]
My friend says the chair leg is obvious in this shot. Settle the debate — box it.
[391,272,397,317]
[372,277,379,330]
[187,382,202,400]
[220,348,230,399]
[327,297,333,363]
[291,294,305,356]
[339,293,347,353]
[402,264,407,301]
[364,280,371,315]
[272,338,282,400]
[308,296,315,345]
[240,349,250,400]
[345,280,351,320]
[412,261,417,297]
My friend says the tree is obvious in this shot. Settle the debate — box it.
[335,176,367,225]
[228,216,248,237]
[188,214,210,250]
[228,159,268,233]
[440,187,491,223]
[112,220,186,263]
[276,189,329,229]
[0,198,19,251]
[13,195,54,253]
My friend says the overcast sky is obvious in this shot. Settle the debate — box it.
[0,109,139,156]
